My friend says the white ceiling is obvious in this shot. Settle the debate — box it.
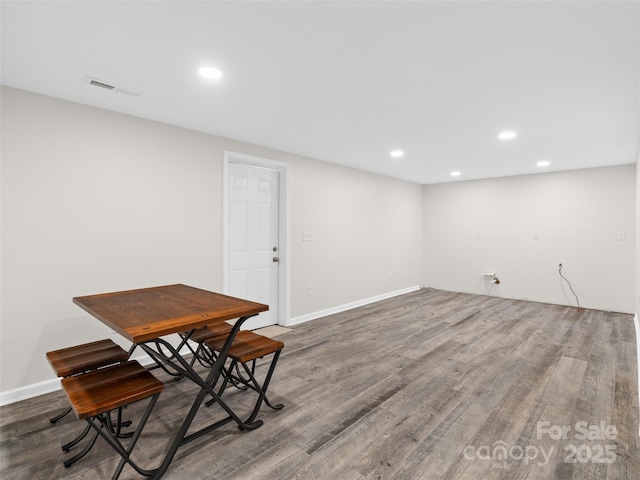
[2,1,639,184]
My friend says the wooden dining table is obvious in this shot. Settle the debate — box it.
[73,283,269,479]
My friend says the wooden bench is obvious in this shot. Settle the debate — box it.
[47,338,130,422]
[46,339,131,465]
[61,360,163,478]
[184,322,234,368]
[205,330,284,425]
[46,338,130,379]
[190,322,233,344]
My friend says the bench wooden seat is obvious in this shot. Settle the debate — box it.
[182,322,234,370]
[62,361,164,420]
[189,322,233,344]
[206,330,284,363]
[47,339,129,378]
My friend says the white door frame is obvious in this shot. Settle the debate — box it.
[223,151,290,327]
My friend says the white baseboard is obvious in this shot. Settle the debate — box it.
[0,378,62,407]
[288,285,421,326]
[0,350,174,407]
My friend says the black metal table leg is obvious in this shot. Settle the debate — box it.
[140,314,262,479]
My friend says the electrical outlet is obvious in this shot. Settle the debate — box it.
[307,286,312,296]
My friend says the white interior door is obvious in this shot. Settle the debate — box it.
[228,162,279,329]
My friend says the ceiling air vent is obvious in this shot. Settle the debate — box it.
[84,76,141,97]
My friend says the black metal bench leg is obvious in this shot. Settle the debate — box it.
[62,407,133,467]
[63,429,100,467]
[205,352,284,416]
[85,393,161,479]
[246,359,282,411]
[241,351,284,427]
[108,407,133,438]
[228,351,284,430]
[62,423,91,452]
[50,405,72,424]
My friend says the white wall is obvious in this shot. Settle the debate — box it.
[423,165,636,313]
[1,84,635,398]
[0,86,424,394]
[290,156,423,317]
[636,138,640,314]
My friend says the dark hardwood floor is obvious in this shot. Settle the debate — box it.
[1,288,638,479]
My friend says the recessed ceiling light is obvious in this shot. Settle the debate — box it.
[390,149,404,158]
[536,160,550,167]
[498,131,517,140]
[198,67,223,80]
[450,171,461,177]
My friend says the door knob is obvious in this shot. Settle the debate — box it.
[272,256,280,263]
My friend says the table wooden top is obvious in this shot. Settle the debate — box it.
[73,284,269,343]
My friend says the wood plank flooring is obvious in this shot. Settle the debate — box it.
[1,288,638,479]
